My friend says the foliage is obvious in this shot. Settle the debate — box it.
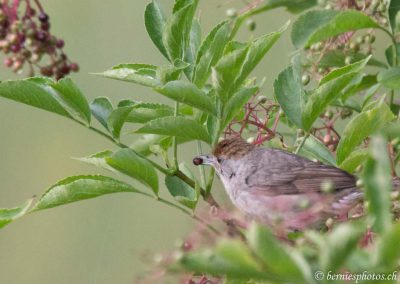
[0,0,400,283]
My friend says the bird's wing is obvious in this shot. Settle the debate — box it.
[244,148,356,195]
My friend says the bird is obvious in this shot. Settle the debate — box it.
[193,137,391,231]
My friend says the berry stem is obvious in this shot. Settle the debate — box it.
[33,0,43,13]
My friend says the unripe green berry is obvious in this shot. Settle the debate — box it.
[325,218,334,228]
[380,17,388,27]
[345,56,352,65]
[349,42,359,52]
[246,19,256,31]
[257,95,268,104]
[226,8,237,18]
[301,74,310,85]
[378,3,386,12]
[324,110,333,119]
[340,108,353,119]
[246,137,255,144]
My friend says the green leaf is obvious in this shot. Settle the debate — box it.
[389,0,400,33]
[222,86,259,129]
[292,10,379,48]
[156,59,190,84]
[50,78,91,125]
[75,150,116,172]
[184,19,202,79]
[339,148,368,173]
[319,50,387,69]
[135,116,211,143]
[173,0,193,13]
[125,103,174,124]
[0,199,33,229]
[97,64,160,87]
[212,44,250,102]
[336,100,395,164]
[106,148,159,195]
[235,23,289,87]
[90,97,113,130]
[107,106,133,139]
[163,1,198,61]
[342,75,378,101]
[375,223,400,268]
[33,175,140,211]
[145,0,169,59]
[385,43,400,67]
[247,0,317,15]
[154,81,217,115]
[319,55,371,85]
[274,66,304,128]
[378,67,400,89]
[130,134,166,156]
[320,222,364,272]
[181,240,267,279]
[0,79,71,118]
[291,10,337,48]
[302,57,369,131]
[214,23,287,102]
[193,21,232,87]
[247,224,311,282]
[165,163,198,209]
[362,136,393,234]
[297,134,336,166]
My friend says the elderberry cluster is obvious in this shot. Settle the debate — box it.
[0,1,79,79]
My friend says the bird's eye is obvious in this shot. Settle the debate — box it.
[217,158,223,163]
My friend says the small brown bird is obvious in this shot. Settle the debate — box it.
[193,137,367,231]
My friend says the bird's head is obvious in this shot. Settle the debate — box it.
[193,137,255,168]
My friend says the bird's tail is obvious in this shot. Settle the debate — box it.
[331,177,400,215]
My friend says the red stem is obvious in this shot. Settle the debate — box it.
[33,0,43,12]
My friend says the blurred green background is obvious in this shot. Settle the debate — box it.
[0,1,305,283]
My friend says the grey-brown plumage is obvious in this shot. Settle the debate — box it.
[194,137,364,231]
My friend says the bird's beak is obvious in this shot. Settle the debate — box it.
[193,155,215,166]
